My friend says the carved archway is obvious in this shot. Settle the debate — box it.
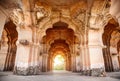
[102,18,119,72]
[38,17,84,44]
[48,39,71,71]
[39,21,81,72]
[2,20,18,71]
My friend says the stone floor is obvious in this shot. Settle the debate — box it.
[0,71,120,81]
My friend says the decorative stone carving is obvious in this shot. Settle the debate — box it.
[71,9,85,23]
[61,9,70,18]
[34,5,50,23]
[10,8,24,27]
[70,9,86,33]
[90,0,112,29]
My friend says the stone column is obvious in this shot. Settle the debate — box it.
[80,45,86,71]
[42,54,48,72]
[66,54,69,71]
[88,29,105,76]
[80,44,90,75]
[118,49,120,68]
[0,30,8,71]
[102,47,113,72]
[71,54,76,72]
[28,43,41,74]
[28,27,41,75]
[14,27,32,75]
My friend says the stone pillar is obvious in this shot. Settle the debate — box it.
[28,43,41,74]
[66,54,69,71]
[80,44,90,75]
[71,54,76,72]
[88,29,105,76]
[14,26,42,75]
[103,47,113,72]
[76,55,81,72]
[0,30,8,71]
[42,54,48,72]
[14,27,32,75]
[118,50,120,68]
[80,46,86,71]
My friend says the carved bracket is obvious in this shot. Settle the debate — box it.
[10,8,24,27]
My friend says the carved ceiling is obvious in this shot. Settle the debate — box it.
[38,0,85,8]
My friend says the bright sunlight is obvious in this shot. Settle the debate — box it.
[53,55,65,70]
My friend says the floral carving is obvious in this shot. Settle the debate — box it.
[34,5,50,23]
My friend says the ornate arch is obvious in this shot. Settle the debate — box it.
[38,16,84,45]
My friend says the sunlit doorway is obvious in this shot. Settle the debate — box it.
[53,55,65,71]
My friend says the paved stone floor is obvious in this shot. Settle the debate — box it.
[0,71,120,81]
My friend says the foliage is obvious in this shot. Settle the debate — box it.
[53,55,65,70]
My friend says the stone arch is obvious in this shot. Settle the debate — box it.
[102,18,119,72]
[110,30,120,71]
[39,20,82,72]
[0,20,18,71]
[38,17,84,45]
[47,39,71,71]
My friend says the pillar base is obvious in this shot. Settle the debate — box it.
[14,66,41,75]
[82,68,106,77]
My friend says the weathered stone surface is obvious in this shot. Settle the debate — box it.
[14,66,41,75]
[90,68,106,77]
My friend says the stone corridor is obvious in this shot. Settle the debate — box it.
[0,0,120,78]
[0,71,120,81]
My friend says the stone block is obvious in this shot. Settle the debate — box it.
[90,68,106,77]
[14,66,41,75]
